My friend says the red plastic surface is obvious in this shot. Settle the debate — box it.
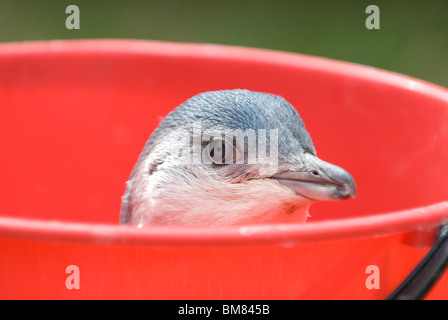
[0,40,448,299]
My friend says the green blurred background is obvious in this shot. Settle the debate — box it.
[0,0,446,87]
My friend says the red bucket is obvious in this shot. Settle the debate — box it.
[0,40,447,299]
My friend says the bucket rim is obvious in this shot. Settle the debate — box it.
[0,202,447,246]
[0,38,447,100]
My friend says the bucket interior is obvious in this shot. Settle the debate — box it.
[0,40,448,229]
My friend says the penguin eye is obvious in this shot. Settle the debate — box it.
[205,138,236,165]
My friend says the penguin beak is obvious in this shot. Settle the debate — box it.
[271,152,357,201]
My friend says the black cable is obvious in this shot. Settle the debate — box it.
[387,224,448,300]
